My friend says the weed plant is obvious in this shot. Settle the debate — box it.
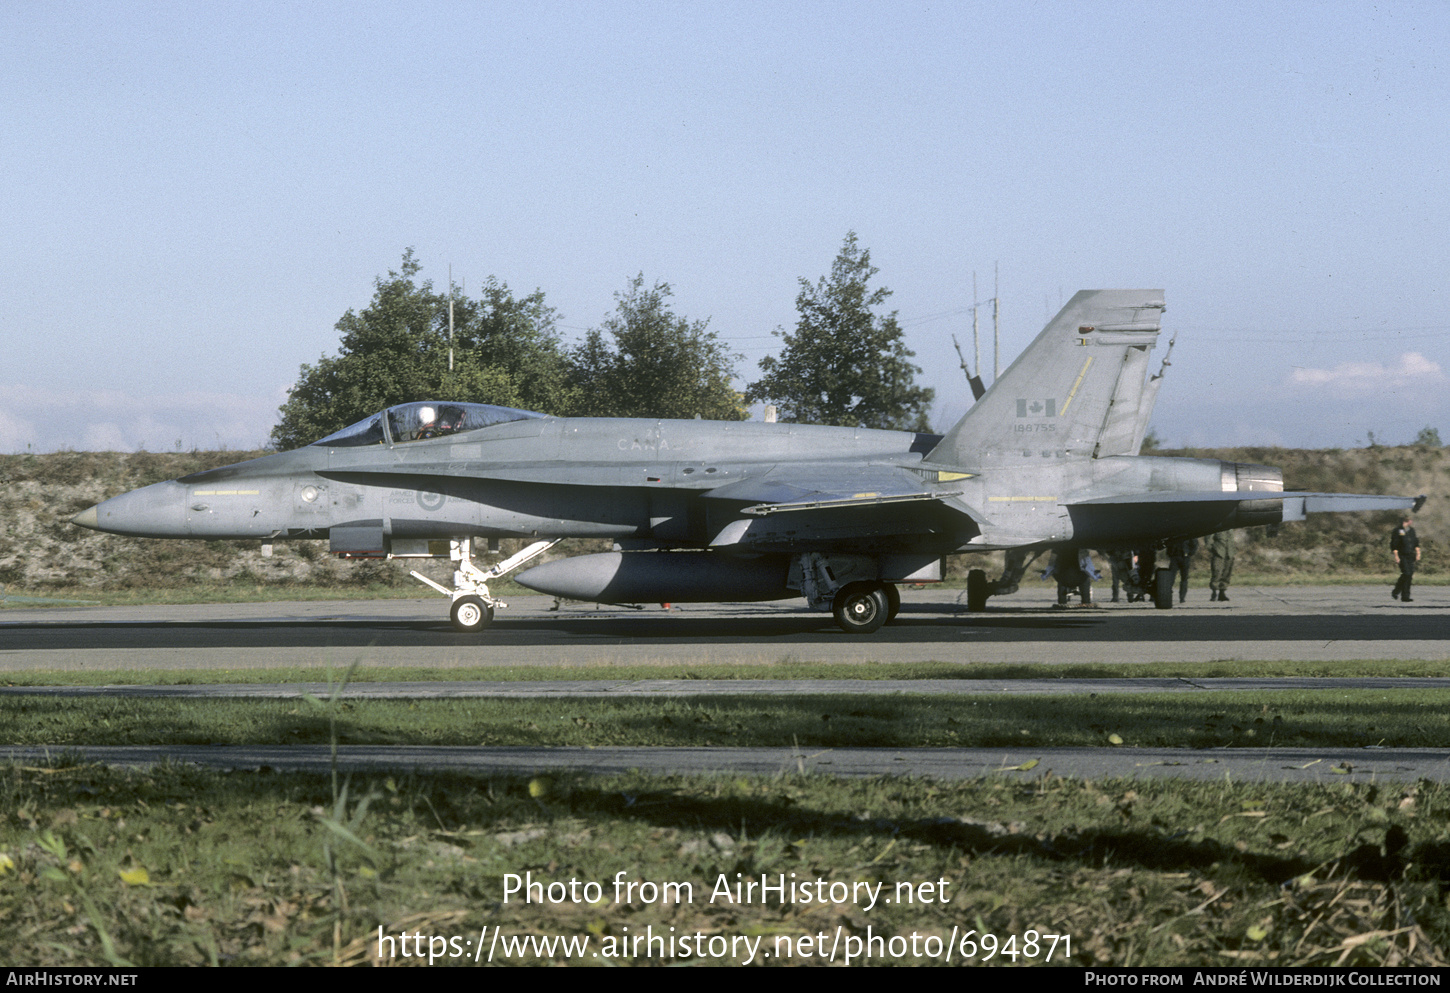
[2,762,1448,966]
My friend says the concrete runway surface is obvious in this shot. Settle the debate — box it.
[2,585,1448,670]
[3,585,1447,781]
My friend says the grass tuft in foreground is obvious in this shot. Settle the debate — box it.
[4,762,1450,966]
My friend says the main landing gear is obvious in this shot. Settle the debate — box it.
[1153,567,1175,610]
[411,537,559,632]
[791,552,904,635]
[831,580,901,635]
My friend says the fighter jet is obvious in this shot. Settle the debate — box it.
[72,290,1416,633]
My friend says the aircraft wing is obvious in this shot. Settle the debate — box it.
[702,464,956,515]
[701,464,968,549]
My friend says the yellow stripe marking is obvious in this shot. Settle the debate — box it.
[1058,357,1094,417]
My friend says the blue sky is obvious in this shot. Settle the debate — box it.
[3,0,1447,452]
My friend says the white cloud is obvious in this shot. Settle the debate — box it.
[0,383,284,453]
[0,408,39,452]
[1288,352,1446,396]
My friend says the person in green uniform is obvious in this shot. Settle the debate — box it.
[1207,529,1235,602]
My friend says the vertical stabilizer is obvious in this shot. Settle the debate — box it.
[924,290,1164,468]
[1129,333,1175,454]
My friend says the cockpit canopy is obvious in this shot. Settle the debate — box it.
[311,401,545,448]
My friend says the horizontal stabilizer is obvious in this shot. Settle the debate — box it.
[1282,492,1419,521]
[1070,490,1415,513]
[1065,489,1415,544]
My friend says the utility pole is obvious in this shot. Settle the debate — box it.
[953,270,989,402]
[448,264,455,374]
[993,262,1000,382]
[972,270,980,378]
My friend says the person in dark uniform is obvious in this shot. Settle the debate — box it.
[1391,516,1420,602]
[1129,547,1156,602]
[1165,537,1199,604]
[1046,548,1097,608]
[1102,550,1128,602]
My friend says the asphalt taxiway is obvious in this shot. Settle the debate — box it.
[4,743,1447,784]
[2,585,1447,671]
[3,585,1447,782]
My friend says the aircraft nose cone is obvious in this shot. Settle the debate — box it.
[74,480,190,537]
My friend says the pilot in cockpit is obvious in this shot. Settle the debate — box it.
[415,405,440,440]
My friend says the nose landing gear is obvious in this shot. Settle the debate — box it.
[410,537,559,632]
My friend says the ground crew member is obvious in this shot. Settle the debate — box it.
[1166,537,1199,603]
[1046,548,1097,608]
[1207,530,1235,602]
[1102,550,1127,602]
[1391,516,1420,602]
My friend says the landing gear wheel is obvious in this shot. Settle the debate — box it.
[1154,568,1174,610]
[883,583,901,623]
[450,595,494,632]
[966,569,989,612]
[832,582,889,634]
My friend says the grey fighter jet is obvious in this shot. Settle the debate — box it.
[72,290,1416,633]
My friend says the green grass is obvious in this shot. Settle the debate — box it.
[4,658,1450,687]
[6,691,1450,750]
[3,761,1448,966]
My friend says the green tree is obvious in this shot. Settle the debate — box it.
[746,232,934,431]
[566,275,746,420]
[271,251,572,450]
[1414,426,1443,447]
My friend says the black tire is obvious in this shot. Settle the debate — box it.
[450,595,494,632]
[883,583,902,623]
[1154,568,1174,609]
[832,582,889,634]
[966,569,989,612]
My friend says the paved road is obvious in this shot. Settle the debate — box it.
[3,676,1449,698]
[4,743,1446,784]
[2,585,1447,670]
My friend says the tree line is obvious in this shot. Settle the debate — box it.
[271,234,935,451]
